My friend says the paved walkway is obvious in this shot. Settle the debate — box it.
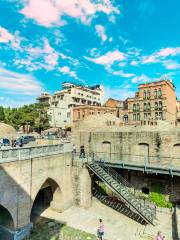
[41,198,173,240]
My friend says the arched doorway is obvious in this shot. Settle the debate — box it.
[173,144,180,167]
[138,143,149,163]
[102,141,111,161]
[0,205,14,231]
[30,178,62,223]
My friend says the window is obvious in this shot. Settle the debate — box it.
[143,90,146,99]
[123,115,128,122]
[154,89,157,98]
[67,112,70,118]
[147,90,150,99]
[133,114,136,121]
[144,113,147,120]
[159,101,162,110]
[155,102,158,110]
[159,112,163,120]
[147,102,151,111]
[155,112,158,120]
[133,104,136,112]
[144,103,147,111]
[158,88,162,97]
[77,112,80,119]
[137,103,140,112]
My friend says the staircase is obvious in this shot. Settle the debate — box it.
[93,191,146,225]
[87,161,156,225]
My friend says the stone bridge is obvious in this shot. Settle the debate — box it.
[0,144,91,239]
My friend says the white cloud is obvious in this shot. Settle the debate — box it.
[142,47,180,64]
[0,26,14,43]
[85,50,125,66]
[131,74,152,83]
[163,60,180,70]
[20,0,120,27]
[59,66,77,79]
[0,68,43,95]
[95,24,107,41]
[112,70,135,78]
[130,60,138,66]
[14,38,59,71]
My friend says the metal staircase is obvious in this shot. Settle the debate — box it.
[93,191,146,225]
[87,161,156,225]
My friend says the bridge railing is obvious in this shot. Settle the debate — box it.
[0,143,71,163]
[90,152,180,172]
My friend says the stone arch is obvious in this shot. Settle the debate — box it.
[0,204,15,230]
[30,178,62,223]
[172,143,180,166]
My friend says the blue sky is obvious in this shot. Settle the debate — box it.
[0,0,180,107]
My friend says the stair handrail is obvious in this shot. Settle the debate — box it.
[91,154,156,218]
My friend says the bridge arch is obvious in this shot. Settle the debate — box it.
[0,204,15,230]
[30,178,62,223]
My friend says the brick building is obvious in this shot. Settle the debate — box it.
[104,79,178,124]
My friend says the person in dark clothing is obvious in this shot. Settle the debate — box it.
[79,145,85,158]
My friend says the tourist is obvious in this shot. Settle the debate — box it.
[79,145,85,159]
[72,144,76,154]
[97,219,104,240]
[156,231,165,240]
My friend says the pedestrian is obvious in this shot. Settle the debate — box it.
[72,144,76,154]
[79,145,85,159]
[97,219,104,240]
[156,231,165,240]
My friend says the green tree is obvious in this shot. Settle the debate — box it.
[0,106,5,122]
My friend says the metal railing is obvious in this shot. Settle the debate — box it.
[0,143,72,163]
[90,152,180,173]
[87,161,155,224]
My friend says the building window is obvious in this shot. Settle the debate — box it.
[67,112,70,118]
[133,104,136,112]
[159,112,163,120]
[123,115,128,123]
[155,112,158,120]
[147,90,150,99]
[154,89,157,98]
[77,112,80,119]
[144,103,147,111]
[133,114,136,121]
[143,90,146,99]
[147,102,151,111]
[159,101,162,110]
[155,102,158,110]
[158,88,162,98]
[144,113,147,120]
[137,103,140,112]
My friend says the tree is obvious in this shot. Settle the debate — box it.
[0,106,5,122]
[3,103,50,132]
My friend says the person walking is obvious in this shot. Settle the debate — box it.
[97,219,104,240]
[79,145,85,159]
[156,231,165,240]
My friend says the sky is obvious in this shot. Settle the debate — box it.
[0,0,180,107]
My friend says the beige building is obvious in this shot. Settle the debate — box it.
[37,82,104,129]
[104,79,178,124]
[73,105,118,123]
